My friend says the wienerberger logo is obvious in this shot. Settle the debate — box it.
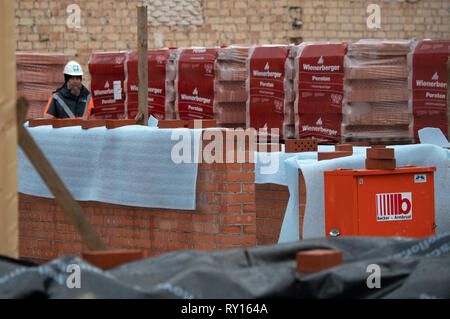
[416,72,447,89]
[376,192,412,221]
[253,61,282,79]
[180,88,211,104]
[303,56,340,72]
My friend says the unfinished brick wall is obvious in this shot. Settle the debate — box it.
[256,183,289,245]
[14,0,449,88]
[18,160,258,264]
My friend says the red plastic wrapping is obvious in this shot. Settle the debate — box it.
[175,47,218,123]
[408,40,449,140]
[126,49,176,121]
[246,45,293,140]
[293,42,348,143]
[88,52,128,118]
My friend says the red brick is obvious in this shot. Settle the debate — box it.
[243,225,257,234]
[82,119,106,129]
[188,119,217,129]
[222,214,255,225]
[296,249,343,273]
[365,158,397,170]
[220,225,242,234]
[317,151,353,161]
[243,203,257,213]
[220,193,255,204]
[82,249,143,270]
[158,119,184,128]
[105,119,136,129]
[29,119,53,127]
[217,183,241,193]
[203,223,219,234]
[285,139,318,153]
[52,119,84,128]
[335,144,353,152]
[217,172,255,182]
[242,183,255,193]
[366,147,395,159]
[217,235,256,245]
[219,204,242,214]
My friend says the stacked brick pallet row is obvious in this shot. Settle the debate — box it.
[213,45,251,128]
[292,42,348,144]
[342,39,414,144]
[16,52,69,120]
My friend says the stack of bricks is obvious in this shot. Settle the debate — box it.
[213,45,250,128]
[365,145,396,170]
[16,52,69,120]
[342,39,413,144]
[18,125,258,263]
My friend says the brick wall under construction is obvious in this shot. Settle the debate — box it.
[15,0,450,88]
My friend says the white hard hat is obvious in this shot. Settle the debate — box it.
[64,61,83,76]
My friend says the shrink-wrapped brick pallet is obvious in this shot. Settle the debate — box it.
[126,49,177,121]
[174,47,219,125]
[342,39,414,144]
[408,40,450,140]
[292,42,348,144]
[88,52,129,119]
[246,45,295,141]
[16,52,69,120]
[214,45,252,128]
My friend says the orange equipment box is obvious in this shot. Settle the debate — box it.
[324,166,436,238]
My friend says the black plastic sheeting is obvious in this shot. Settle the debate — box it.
[1,233,450,299]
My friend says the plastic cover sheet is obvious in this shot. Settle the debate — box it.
[17,125,201,210]
[213,45,252,128]
[278,144,450,243]
[342,39,415,142]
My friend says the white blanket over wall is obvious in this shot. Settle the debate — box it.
[18,125,201,210]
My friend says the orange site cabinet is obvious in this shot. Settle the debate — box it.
[324,166,436,238]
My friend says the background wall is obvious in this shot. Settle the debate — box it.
[14,0,450,90]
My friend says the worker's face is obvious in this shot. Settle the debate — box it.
[67,76,82,95]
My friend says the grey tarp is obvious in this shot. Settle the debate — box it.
[1,233,450,299]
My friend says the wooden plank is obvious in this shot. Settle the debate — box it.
[0,0,18,258]
[137,6,148,126]
[447,57,449,139]
[16,97,106,251]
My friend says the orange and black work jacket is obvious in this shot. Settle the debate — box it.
[43,84,94,119]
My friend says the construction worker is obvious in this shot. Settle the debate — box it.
[43,61,94,119]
